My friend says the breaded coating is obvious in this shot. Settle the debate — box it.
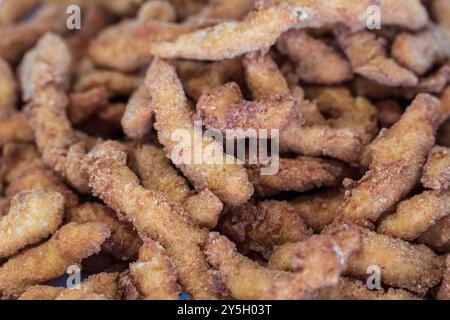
[336,29,418,87]
[0,113,34,145]
[138,0,177,22]
[183,189,223,229]
[346,228,443,295]
[0,143,44,185]
[378,190,450,241]
[392,25,450,76]
[432,0,450,29]
[290,188,345,232]
[438,256,450,300]
[88,19,213,72]
[419,215,450,252]
[68,87,109,125]
[74,71,142,98]
[67,203,142,261]
[0,190,64,259]
[122,83,153,139]
[128,240,180,300]
[147,59,253,207]
[0,5,67,64]
[0,222,110,299]
[340,94,441,228]
[422,146,450,192]
[316,277,418,300]
[248,156,349,197]
[380,0,428,30]
[18,286,65,300]
[197,82,295,132]
[277,30,352,84]
[0,58,17,115]
[20,33,90,193]
[220,201,312,258]
[374,100,403,128]
[194,0,255,20]
[0,0,38,26]
[6,167,79,209]
[84,141,217,299]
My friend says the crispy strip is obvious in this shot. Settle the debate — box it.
[0,222,110,299]
[380,0,428,30]
[422,146,450,192]
[0,58,17,115]
[0,190,64,259]
[68,87,109,125]
[147,59,253,207]
[419,215,450,252]
[122,83,153,139]
[183,189,223,230]
[74,71,141,98]
[137,0,177,22]
[339,94,441,228]
[84,141,217,299]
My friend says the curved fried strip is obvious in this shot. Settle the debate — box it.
[68,87,109,125]
[277,30,352,84]
[88,19,213,72]
[197,82,295,132]
[248,156,350,197]
[122,82,153,139]
[219,201,312,258]
[194,0,255,20]
[74,71,141,98]
[0,112,34,145]
[337,29,418,87]
[378,190,450,241]
[432,0,450,29]
[0,0,38,26]
[374,100,403,128]
[339,94,441,228]
[128,240,180,300]
[0,58,17,115]
[20,33,90,193]
[422,146,450,192]
[0,222,110,299]
[0,143,44,185]
[316,277,418,300]
[346,228,443,295]
[147,59,253,207]
[67,203,142,261]
[84,141,217,299]
[392,26,450,76]
[290,188,345,232]
[380,0,428,30]
[6,167,79,210]
[438,256,450,300]
[0,190,64,259]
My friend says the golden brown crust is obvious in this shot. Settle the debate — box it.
[422,146,450,192]
[122,83,153,139]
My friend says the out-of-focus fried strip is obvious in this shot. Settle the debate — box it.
[0,190,64,259]
[0,0,39,26]
[337,29,418,87]
[0,222,110,299]
[422,146,450,192]
[147,59,253,207]
[67,202,142,261]
[127,240,180,300]
[380,0,428,30]
[68,87,109,125]
[0,113,34,145]
[74,71,142,98]
[219,201,312,258]
[84,141,217,299]
[0,58,17,115]
[194,0,255,20]
[339,94,441,228]
[438,256,450,300]
[432,0,450,29]
[0,143,44,185]
[277,30,352,84]
[374,100,403,128]
[392,25,450,76]
[137,0,177,22]
[122,82,153,139]
[419,215,450,252]
[346,228,443,295]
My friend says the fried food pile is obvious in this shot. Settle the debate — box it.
[0,0,449,300]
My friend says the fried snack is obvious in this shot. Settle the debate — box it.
[67,203,142,261]
[419,215,450,252]
[0,113,34,145]
[339,94,441,228]
[315,277,418,300]
[194,0,255,20]
[151,0,377,60]
[0,143,44,185]
[183,189,223,229]
[219,201,312,258]
[336,29,418,87]
[378,190,450,241]
[68,87,109,125]
[0,5,67,64]
[432,0,450,29]
[122,83,153,139]
[248,157,349,197]
[374,100,403,128]
[0,190,64,259]
[18,286,65,300]
[137,0,177,22]
[380,0,428,30]
[88,19,214,72]
[126,240,180,300]
[438,256,450,300]
[84,141,217,299]
[421,146,450,192]
[0,0,38,26]
[0,58,17,115]
[346,228,443,295]
[74,71,141,98]
[178,58,245,101]
[0,222,110,299]
[79,103,126,138]
[277,30,352,84]
[147,59,253,206]
[20,33,90,193]
[290,188,345,232]
[6,167,80,210]
[392,25,450,76]
[197,82,295,132]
